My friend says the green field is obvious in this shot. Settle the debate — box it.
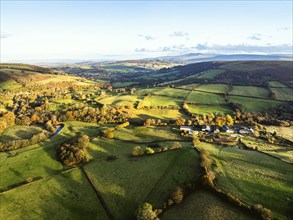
[0,121,101,191]
[268,81,288,88]
[197,69,224,79]
[228,95,285,112]
[162,189,257,220]
[0,78,22,90]
[197,143,293,219]
[265,126,293,142]
[0,169,109,220]
[140,95,183,107]
[98,95,139,106]
[188,104,233,115]
[113,126,183,143]
[187,91,226,105]
[271,87,293,101]
[133,109,186,120]
[135,88,162,96]
[195,84,229,94]
[229,86,270,98]
[112,82,138,88]
[177,84,199,90]
[153,88,189,98]
[84,145,200,220]
[0,125,43,142]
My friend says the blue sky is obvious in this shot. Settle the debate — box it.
[1,0,292,61]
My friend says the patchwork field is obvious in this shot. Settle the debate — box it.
[153,88,190,98]
[271,87,293,101]
[269,81,288,88]
[195,84,229,94]
[228,95,285,112]
[161,189,257,220]
[0,169,109,220]
[265,126,293,142]
[98,95,139,106]
[196,69,225,79]
[0,125,43,142]
[83,146,200,220]
[197,143,293,220]
[187,91,226,105]
[187,104,233,115]
[229,86,270,98]
[177,84,199,90]
[140,95,183,107]
[132,109,186,120]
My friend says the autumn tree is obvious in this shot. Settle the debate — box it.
[171,187,184,204]
[136,203,158,220]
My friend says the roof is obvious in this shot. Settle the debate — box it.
[180,126,193,130]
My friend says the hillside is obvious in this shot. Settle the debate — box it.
[0,63,100,90]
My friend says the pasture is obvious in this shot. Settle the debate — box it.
[228,95,285,112]
[83,146,200,220]
[140,95,183,107]
[0,125,43,142]
[196,69,224,79]
[265,126,293,142]
[0,169,109,220]
[98,95,139,106]
[229,86,270,98]
[271,87,293,101]
[177,83,199,90]
[133,108,186,120]
[161,189,257,220]
[153,88,189,98]
[268,81,288,88]
[195,84,229,94]
[197,143,293,220]
[187,104,233,115]
[186,91,226,105]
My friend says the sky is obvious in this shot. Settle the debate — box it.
[1,0,292,62]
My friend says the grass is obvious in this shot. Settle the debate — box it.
[112,82,138,88]
[229,86,270,98]
[241,137,293,163]
[228,95,285,112]
[0,121,101,191]
[135,88,162,96]
[186,91,226,105]
[264,126,293,142]
[271,87,293,101]
[177,84,199,90]
[84,143,200,220]
[140,95,183,107]
[187,104,233,115]
[195,84,229,94]
[268,81,288,88]
[132,109,186,120]
[98,95,139,106]
[197,69,224,79]
[153,88,189,98]
[0,79,22,90]
[0,125,43,142]
[197,143,293,220]
[0,169,109,220]
[161,189,257,220]
[113,126,184,143]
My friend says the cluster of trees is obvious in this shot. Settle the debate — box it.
[199,150,215,188]
[0,111,15,134]
[132,142,182,157]
[0,130,49,152]
[57,135,90,166]
[136,203,161,220]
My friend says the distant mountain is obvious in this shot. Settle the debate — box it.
[154,53,293,63]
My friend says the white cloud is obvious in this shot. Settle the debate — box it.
[0,33,11,39]
[248,33,261,41]
[169,31,189,37]
[138,34,155,40]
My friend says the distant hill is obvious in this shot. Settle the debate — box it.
[153,53,293,63]
[0,63,97,91]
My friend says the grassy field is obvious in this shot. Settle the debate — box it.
[197,69,224,79]
[197,143,293,219]
[228,95,285,112]
[195,84,229,94]
[177,84,199,90]
[113,126,184,143]
[135,88,163,96]
[0,78,22,90]
[269,81,288,88]
[98,95,139,106]
[241,137,293,163]
[187,104,233,115]
[140,95,183,107]
[153,88,189,98]
[0,121,101,191]
[132,109,186,120]
[0,125,43,142]
[161,189,257,220]
[84,144,200,220]
[186,91,226,105]
[112,82,138,88]
[265,126,293,142]
[0,169,109,220]
[271,87,293,101]
[229,86,270,98]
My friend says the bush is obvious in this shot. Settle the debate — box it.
[170,141,182,150]
[252,204,273,220]
[132,146,143,156]
[136,203,158,220]
[171,187,184,204]
[145,147,155,155]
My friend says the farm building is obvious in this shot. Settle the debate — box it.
[201,125,211,132]
[222,125,234,133]
[180,126,198,135]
